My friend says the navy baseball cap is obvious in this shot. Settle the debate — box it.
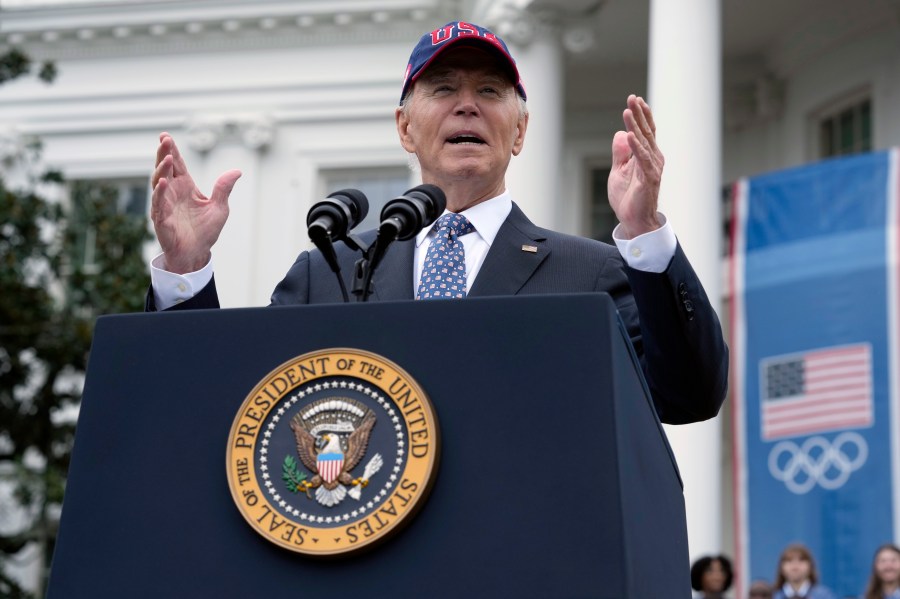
[400,21,527,105]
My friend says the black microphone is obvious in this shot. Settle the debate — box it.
[377,184,447,242]
[306,189,369,243]
[306,189,368,303]
[355,184,446,302]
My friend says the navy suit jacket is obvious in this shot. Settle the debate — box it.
[150,203,728,424]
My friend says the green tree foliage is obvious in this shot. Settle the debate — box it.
[0,49,149,598]
[0,49,56,86]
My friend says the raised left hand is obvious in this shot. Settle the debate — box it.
[608,94,664,239]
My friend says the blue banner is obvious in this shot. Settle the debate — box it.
[732,150,899,597]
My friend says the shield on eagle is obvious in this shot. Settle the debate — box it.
[317,451,344,484]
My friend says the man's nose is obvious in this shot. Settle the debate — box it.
[453,87,480,116]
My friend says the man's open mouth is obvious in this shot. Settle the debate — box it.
[447,134,486,145]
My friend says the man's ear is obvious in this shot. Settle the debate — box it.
[511,111,529,156]
[396,107,416,153]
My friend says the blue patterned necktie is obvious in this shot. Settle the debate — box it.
[416,213,476,300]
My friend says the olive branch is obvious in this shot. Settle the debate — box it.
[282,455,307,493]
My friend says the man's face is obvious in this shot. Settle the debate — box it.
[396,45,528,196]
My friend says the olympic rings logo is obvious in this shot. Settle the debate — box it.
[767,432,868,495]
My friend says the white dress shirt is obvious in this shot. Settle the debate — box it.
[780,581,811,598]
[151,190,676,310]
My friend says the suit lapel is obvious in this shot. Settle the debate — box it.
[469,203,549,297]
[370,238,415,301]
[364,203,548,301]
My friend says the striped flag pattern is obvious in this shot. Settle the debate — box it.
[760,344,873,440]
[317,453,344,483]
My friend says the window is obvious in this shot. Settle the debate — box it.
[588,166,617,244]
[70,178,148,274]
[817,95,872,159]
[320,167,412,233]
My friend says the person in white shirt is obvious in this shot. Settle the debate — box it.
[147,20,728,425]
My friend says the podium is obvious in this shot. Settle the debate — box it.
[47,294,689,598]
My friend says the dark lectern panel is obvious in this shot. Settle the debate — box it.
[48,294,687,598]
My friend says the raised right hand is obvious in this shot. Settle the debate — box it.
[150,132,242,274]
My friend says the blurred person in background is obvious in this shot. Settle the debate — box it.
[692,554,735,598]
[748,580,774,599]
[773,543,836,599]
[861,544,900,599]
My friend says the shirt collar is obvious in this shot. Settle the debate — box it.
[782,581,811,597]
[415,190,513,248]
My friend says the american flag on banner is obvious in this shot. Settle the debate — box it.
[760,344,874,440]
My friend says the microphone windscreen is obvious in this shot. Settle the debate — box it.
[328,188,369,226]
[404,184,446,222]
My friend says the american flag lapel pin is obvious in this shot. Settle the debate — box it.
[521,245,538,253]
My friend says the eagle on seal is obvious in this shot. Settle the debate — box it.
[289,411,376,507]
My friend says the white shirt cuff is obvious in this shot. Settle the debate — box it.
[612,213,676,273]
[150,253,214,310]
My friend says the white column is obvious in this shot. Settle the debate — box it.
[647,0,724,562]
[502,17,564,229]
[186,116,272,308]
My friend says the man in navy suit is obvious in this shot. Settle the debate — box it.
[148,21,728,425]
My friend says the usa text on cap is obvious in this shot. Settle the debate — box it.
[400,21,527,105]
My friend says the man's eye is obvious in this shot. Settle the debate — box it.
[480,87,499,95]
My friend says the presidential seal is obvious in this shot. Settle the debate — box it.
[226,348,440,556]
